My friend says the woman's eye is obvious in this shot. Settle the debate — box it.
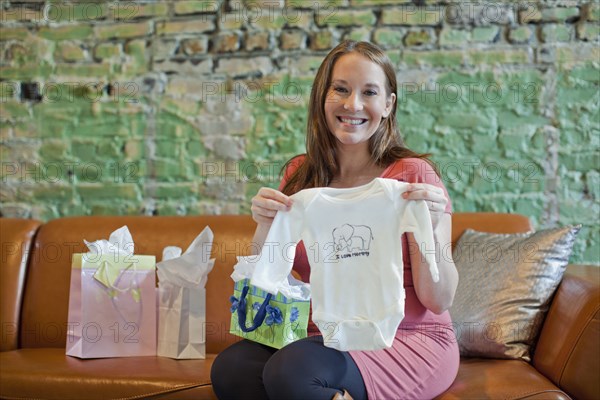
[364,90,377,96]
[333,86,348,94]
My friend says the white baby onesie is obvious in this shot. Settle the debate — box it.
[250,177,439,351]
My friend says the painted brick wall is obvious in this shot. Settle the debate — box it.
[0,0,598,264]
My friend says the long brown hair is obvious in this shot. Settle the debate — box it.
[281,40,432,195]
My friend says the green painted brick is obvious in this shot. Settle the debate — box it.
[441,112,496,131]
[30,185,73,202]
[94,43,121,59]
[439,28,470,47]
[541,24,572,43]
[153,183,197,199]
[346,27,371,42]
[316,10,376,27]
[403,50,464,67]
[78,183,141,201]
[472,26,499,43]
[39,140,71,162]
[174,0,220,15]
[0,101,30,119]
[373,28,404,48]
[468,49,530,65]
[541,7,580,22]
[187,140,208,157]
[88,203,135,216]
[72,139,97,161]
[509,26,532,44]
[38,25,93,41]
[96,139,122,159]
[559,151,600,172]
[152,159,193,181]
[95,21,152,40]
[55,63,112,78]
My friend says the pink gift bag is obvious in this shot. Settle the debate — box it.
[66,252,157,358]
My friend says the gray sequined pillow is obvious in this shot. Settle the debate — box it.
[450,225,580,361]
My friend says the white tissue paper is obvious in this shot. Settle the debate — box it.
[157,226,215,359]
[231,255,311,301]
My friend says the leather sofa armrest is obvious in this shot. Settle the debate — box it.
[533,264,600,400]
[0,219,42,352]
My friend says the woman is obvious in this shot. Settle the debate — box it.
[211,40,459,400]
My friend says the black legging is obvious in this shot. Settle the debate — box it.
[211,335,367,400]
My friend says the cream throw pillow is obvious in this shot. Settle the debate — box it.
[450,225,580,361]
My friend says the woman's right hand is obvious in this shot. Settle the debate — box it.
[250,187,293,226]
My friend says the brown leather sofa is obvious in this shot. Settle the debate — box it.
[1,213,598,400]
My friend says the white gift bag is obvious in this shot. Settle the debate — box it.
[156,227,215,359]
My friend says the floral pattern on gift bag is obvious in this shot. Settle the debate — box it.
[66,253,157,359]
[229,279,310,349]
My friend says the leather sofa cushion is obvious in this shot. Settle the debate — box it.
[0,348,216,400]
[435,358,570,400]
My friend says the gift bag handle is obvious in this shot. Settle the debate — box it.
[237,285,273,333]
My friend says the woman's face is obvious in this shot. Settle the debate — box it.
[324,52,395,148]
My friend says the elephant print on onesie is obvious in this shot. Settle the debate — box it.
[330,223,373,260]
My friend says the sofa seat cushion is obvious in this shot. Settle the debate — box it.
[436,358,571,400]
[0,348,216,400]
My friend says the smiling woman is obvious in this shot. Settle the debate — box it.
[211,40,459,400]
[324,53,396,148]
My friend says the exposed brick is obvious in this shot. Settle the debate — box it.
[250,13,287,30]
[174,1,220,15]
[280,30,306,50]
[181,37,209,55]
[285,0,347,8]
[156,19,215,35]
[519,6,542,24]
[316,9,376,27]
[151,39,176,61]
[404,29,435,47]
[216,57,273,78]
[219,13,244,30]
[212,32,241,53]
[43,2,109,22]
[246,31,271,51]
[285,9,313,29]
[350,0,410,5]
[309,30,335,50]
[382,7,442,26]
[577,23,600,41]
[448,3,514,26]
[57,42,87,62]
[78,183,141,201]
[582,3,600,22]
[0,27,29,40]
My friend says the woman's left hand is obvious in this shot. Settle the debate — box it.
[402,183,447,230]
